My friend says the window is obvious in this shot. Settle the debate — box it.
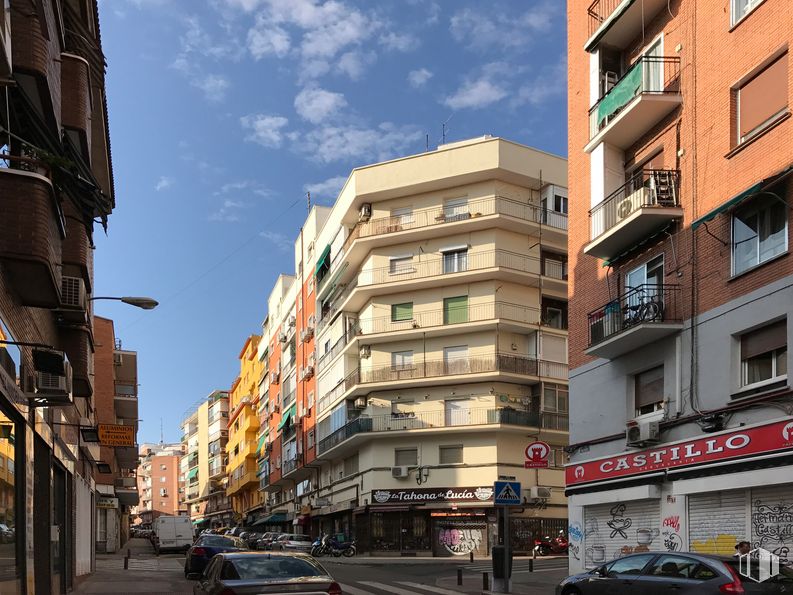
[606,554,655,576]
[391,206,414,227]
[307,429,315,449]
[389,255,413,274]
[160,464,167,471]
[443,197,469,221]
[307,391,314,409]
[736,53,788,143]
[543,383,569,413]
[395,448,418,466]
[308,277,314,295]
[731,0,766,26]
[391,350,414,370]
[741,320,787,387]
[159,488,168,497]
[115,383,136,395]
[391,302,413,322]
[439,445,463,464]
[648,555,715,580]
[160,476,166,483]
[443,345,469,374]
[343,453,359,477]
[732,194,787,275]
[443,296,468,324]
[635,366,664,416]
[442,248,468,273]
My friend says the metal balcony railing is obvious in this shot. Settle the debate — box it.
[341,195,568,254]
[589,56,681,139]
[318,409,568,454]
[589,169,680,240]
[282,458,299,475]
[587,0,623,37]
[587,284,681,347]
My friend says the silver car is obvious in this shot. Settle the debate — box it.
[271,533,313,553]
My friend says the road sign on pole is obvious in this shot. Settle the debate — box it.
[494,481,521,506]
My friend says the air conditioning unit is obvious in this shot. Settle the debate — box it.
[288,316,296,327]
[308,314,316,326]
[616,198,634,220]
[528,486,552,500]
[353,397,367,409]
[626,420,661,447]
[359,345,371,359]
[301,366,314,380]
[359,203,372,222]
[61,276,86,309]
[278,332,288,343]
[391,466,409,479]
[300,327,314,343]
[31,349,73,404]
[270,371,280,384]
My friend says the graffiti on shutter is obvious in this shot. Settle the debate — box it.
[583,499,660,567]
[751,484,793,566]
[689,490,746,556]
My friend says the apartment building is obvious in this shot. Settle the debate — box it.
[567,0,793,574]
[134,442,184,524]
[256,137,570,556]
[0,0,116,591]
[180,391,232,530]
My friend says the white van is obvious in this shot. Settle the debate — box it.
[152,515,193,554]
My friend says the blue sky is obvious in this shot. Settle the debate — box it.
[92,0,567,444]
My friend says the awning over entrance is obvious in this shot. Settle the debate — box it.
[691,165,793,230]
[252,512,288,526]
[277,403,297,430]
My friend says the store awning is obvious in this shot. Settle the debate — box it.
[252,512,288,526]
[691,165,793,230]
[256,433,267,456]
[314,245,332,276]
[187,467,199,481]
[277,403,297,430]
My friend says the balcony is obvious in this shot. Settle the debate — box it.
[0,153,63,307]
[586,0,670,52]
[114,393,138,420]
[208,461,225,479]
[226,469,258,496]
[585,169,681,260]
[318,409,568,456]
[585,56,681,153]
[282,457,299,476]
[587,284,683,359]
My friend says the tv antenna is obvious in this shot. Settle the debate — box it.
[307,191,311,213]
[441,113,454,144]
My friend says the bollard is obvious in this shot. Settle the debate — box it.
[470,551,474,563]
[457,568,463,586]
[482,572,489,591]
[123,556,128,570]
[529,558,533,572]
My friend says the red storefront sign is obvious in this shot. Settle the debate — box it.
[525,440,551,468]
[566,418,793,486]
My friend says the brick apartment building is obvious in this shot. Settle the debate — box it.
[566,0,793,574]
[134,443,184,525]
[0,0,121,592]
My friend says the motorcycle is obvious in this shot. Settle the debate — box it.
[312,534,356,557]
[310,536,324,557]
[534,531,569,556]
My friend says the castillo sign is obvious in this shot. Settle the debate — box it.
[525,440,551,468]
[98,424,135,447]
[566,418,793,486]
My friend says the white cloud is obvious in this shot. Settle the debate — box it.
[512,59,567,107]
[223,0,263,10]
[154,176,174,191]
[408,68,433,88]
[294,86,347,124]
[240,114,290,147]
[295,122,423,164]
[209,199,249,222]
[248,17,291,59]
[450,3,558,51]
[260,230,292,252]
[380,31,417,52]
[336,50,376,80]
[303,175,347,202]
[191,74,230,103]
[444,77,507,110]
[216,180,271,198]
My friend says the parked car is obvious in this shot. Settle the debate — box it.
[184,535,249,578]
[189,551,341,594]
[242,531,264,549]
[271,533,313,554]
[153,515,193,554]
[254,532,282,551]
[556,551,793,594]
[226,527,254,538]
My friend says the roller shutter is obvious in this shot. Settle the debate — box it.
[688,490,747,556]
[583,499,660,567]
[750,483,793,567]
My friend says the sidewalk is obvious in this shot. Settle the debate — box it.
[322,554,565,565]
[74,538,191,594]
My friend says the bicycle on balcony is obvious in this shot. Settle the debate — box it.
[622,290,664,328]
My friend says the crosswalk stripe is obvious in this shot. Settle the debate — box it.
[339,583,377,595]
[397,581,467,595]
[359,581,427,595]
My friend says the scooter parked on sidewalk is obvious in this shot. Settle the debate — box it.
[534,531,569,556]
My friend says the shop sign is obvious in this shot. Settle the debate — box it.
[97,496,118,509]
[525,440,550,468]
[566,418,793,486]
[300,505,312,515]
[98,424,135,447]
[373,487,494,504]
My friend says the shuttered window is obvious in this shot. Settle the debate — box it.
[635,366,664,414]
[741,320,787,386]
[439,445,463,464]
[391,302,413,322]
[443,296,468,324]
[583,499,660,567]
[738,53,788,143]
[688,490,747,556]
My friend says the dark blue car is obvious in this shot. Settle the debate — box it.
[184,535,249,577]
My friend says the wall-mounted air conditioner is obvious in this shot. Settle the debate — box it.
[288,316,296,327]
[301,366,314,381]
[353,397,367,409]
[30,349,73,405]
[391,466,409,479]
[359,203,372,221]
[278,332,288,343]
[270,371,280,384]
[61,276,86,310]
[626,420,660,447]
[300,327,314,343]
[528,486,552,500]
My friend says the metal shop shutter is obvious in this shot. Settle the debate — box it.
[583,499,660,567]
[688,490,747,556]
[751,483,793,566]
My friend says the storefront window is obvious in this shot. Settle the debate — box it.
[0,408,20,592]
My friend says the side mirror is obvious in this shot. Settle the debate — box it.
[186,573,202,581]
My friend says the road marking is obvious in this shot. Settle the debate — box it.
[338,583,377,595]
[397,581,467,595]
[359,581,427,595]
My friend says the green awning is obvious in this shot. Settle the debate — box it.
[187,467,199,480]
[315,245,332,275]
[252,512,287,526]
[597,60,642,126]
[256,433,266,456]
[692,166,793,230]
[277,403,297,430]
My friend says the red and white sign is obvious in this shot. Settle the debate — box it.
[525,440,551,468]
[566,418,793,486]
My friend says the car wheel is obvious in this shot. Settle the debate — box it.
[561,588,581,595]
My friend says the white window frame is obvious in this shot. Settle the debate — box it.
[391,206,414,226]
[731,0,766,27]
[441,247,468,274]
[391,350,414,370]
[741,347,787,390]
[389,255,414,275]
[443,196,469,221]
[731,196,788,276]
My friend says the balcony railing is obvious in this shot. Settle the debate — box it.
[589,56,681,140]
[282,457,299,475]
[588,284,681,347]
[342,195,568,254]
[318,409,568,454]
[587,0,623,37]
[590,169,680,241]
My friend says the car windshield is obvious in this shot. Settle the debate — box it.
[231,556,325,580]
[198,536,247,548]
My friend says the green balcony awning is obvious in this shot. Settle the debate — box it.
[277,403,297,430]
[187,467,199,480]
[252,512,287,526]
[315,245,332,276]
[256,433,266,456]
[597,61,642,126]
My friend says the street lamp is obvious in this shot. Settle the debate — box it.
[89,296,159,310]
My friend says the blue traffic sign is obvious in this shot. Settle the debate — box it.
[494,481,521,505]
